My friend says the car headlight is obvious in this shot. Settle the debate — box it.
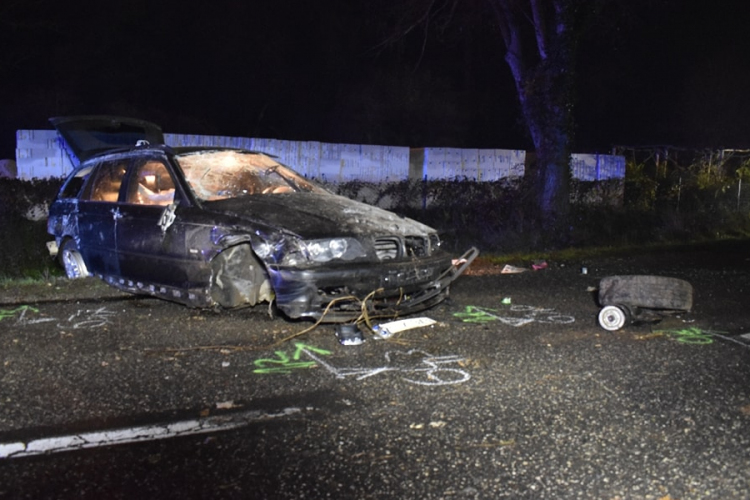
[254,235,366,266]
[303,238,365,263]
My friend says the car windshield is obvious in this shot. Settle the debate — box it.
[175,149,326,201]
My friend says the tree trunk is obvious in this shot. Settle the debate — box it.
[491,0,577,235]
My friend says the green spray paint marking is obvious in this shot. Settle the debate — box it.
[253,342,332,374]
[0,305,39,321]
[656,327,719,345]
[453,305,498,324]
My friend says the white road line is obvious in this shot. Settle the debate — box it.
[0,406,310,459]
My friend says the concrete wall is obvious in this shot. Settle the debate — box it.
[14,129,624,183]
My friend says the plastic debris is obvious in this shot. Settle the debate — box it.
[532,261,548,271]
[335,324,365,345]
[372,317,437,339]
[500,264,527,274]
[501,297,512,305]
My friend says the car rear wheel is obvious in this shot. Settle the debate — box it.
[210,244,273,308]
[59,239,89,279]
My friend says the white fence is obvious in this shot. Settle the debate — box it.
[570,153,626,181]
[14,129,624,183]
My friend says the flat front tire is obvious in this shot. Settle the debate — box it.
[210,245,273,308]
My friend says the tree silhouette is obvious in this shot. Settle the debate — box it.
[382,0,601,234]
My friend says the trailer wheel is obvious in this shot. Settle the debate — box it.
[598,305,629,331]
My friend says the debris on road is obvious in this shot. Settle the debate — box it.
[500,264,527,274]
[335,324,365,345]
[371,317,437,339]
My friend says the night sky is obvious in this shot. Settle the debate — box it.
[3,0,750,160]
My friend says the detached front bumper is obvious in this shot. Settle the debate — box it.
[268,247,479,322]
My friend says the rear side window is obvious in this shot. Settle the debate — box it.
[82,160,129,202]
[59,165,94,199]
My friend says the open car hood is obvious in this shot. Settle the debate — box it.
[50,115,164,166]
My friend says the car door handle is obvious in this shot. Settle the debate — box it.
[158,203,178,233]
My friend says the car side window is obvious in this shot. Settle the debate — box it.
[59,165,94,199]
[125,159,176,206]
[82,160,129,202]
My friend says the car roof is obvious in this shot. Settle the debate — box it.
[50,115,164,166]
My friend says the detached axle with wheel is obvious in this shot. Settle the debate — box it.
[596,275,693,331]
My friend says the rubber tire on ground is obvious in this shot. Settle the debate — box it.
[598,305,629,331]
[59,239,89,279]
[598,275,693,312]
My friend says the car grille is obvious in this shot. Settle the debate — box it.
[374,238,399,260]
[374,236,434,261]
[404,236,428,257]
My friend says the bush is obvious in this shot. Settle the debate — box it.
[0,177,64,279]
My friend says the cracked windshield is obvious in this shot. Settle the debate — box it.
[176,150,324,201]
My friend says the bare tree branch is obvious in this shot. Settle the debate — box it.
[529,0,548,59]
[489,0,526,83]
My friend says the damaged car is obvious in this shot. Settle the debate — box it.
[47,116,477,322]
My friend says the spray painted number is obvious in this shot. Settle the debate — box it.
[254,343,471,386]
[1,305,117,330]
[253,343,332,374]
[57,307,117,330]
[454,304,575,326]
[304,348,471,386]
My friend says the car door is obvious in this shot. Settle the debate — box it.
[115,156,189,288]
[75,158,130,277]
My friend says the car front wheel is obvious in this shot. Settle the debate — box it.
[210,244,273,308]
[59,238,89,279]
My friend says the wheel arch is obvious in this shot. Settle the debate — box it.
[58,236,91,279]
[209,241,275,308]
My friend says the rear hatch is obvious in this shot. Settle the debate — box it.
[50,115,164,166]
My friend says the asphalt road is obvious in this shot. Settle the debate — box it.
[1,240,750,499]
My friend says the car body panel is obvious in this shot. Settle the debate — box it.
[202,192,435,240]
[47,116,478,322]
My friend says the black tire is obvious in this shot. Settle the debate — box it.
[59,238,90,279]
[598,275,693,312]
